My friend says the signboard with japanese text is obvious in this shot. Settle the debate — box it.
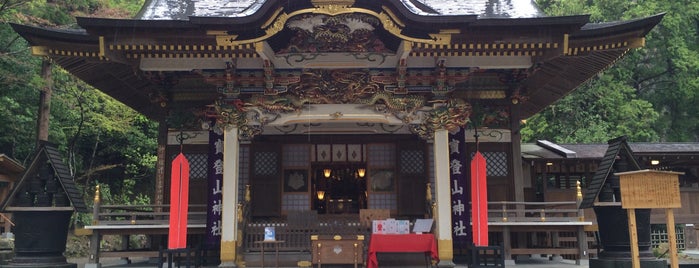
[618,170,682,209]
[205,122,223,248]
[448,128,471,247]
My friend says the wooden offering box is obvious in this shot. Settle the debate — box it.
[311,234,365,268]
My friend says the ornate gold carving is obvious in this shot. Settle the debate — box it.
[312,0,355,6]
[330,111,343,119]
[315,5,348,15]
[409,98,472,140]
[245,184,251,202]
[215,35,240,46]
[380,7,404,27]
[266,12,290,36]
[217,5,449,47]
[237,203,243,223]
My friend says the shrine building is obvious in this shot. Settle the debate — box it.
[9,0,665,266]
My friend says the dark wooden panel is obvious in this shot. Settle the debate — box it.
[251,143,281,217]
[396,142,427,217]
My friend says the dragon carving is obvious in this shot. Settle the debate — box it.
[208,69,474,140]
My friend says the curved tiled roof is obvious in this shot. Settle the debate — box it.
[137,0,543,20]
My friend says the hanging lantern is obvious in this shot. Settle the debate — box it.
[323,169,332,178]
[317,190,326,200]
[357,168,366,178]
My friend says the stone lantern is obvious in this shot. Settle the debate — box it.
[579,137,666,268]
[0,143,87,268]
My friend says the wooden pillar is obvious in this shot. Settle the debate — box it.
[510,105,529,256]
[87,186,102,268]
[220,127,240,267]
[36,59,52,144]
[502,226,512,261]
[577,225,587,265]
[510,104,524,208]
[433,129,455,267]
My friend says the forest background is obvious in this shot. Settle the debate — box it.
[0,0,697,223]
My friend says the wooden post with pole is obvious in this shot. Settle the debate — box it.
[617,170,684,268]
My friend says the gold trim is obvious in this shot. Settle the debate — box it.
[313,4,354,15]
[380,6,405,27]
[217,6,450,46]
[99,36,105,57]
[440,29,461,34]
[31,46,48,56]
[437,239,454,261]
[220,240,237,262]
[262,7,285,28]
[216,34,238,46]
[312,0,355,6]
[206,30,228,35]
[627,37,645,49]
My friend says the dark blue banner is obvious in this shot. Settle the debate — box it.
[449,127,471,247]
[205,121,223,249]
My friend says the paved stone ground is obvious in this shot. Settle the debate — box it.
[68,256,589,268]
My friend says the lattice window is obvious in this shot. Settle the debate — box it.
[651,224,685,250]
[479,151,508,177]
[171,153,208,180]
[400,150,424,174]
[367,144,395,167]
[283,144,310,168]
[368,193,397,210]
[282,194,310,211]
[253,151,278,176]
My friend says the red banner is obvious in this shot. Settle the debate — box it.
[470,151,488,246]
[169,153,190,249]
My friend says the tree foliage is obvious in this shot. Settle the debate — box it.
[528,0,699,142]
[0,0,151,201]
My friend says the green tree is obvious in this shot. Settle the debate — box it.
[1,0,153,200]
[528,0,699,142]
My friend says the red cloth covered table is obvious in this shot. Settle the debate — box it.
[367,234,439,268]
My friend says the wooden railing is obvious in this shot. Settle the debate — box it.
[487,201,583,222]
[243,214,368,253]
[92,203,208,225]
[85,185,209,262]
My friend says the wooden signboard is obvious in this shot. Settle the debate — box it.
[617,169,684,268]
[619,170,682,209]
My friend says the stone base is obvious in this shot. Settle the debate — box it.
[590,258,667,268]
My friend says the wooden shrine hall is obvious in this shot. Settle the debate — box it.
[10,0,663,267]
